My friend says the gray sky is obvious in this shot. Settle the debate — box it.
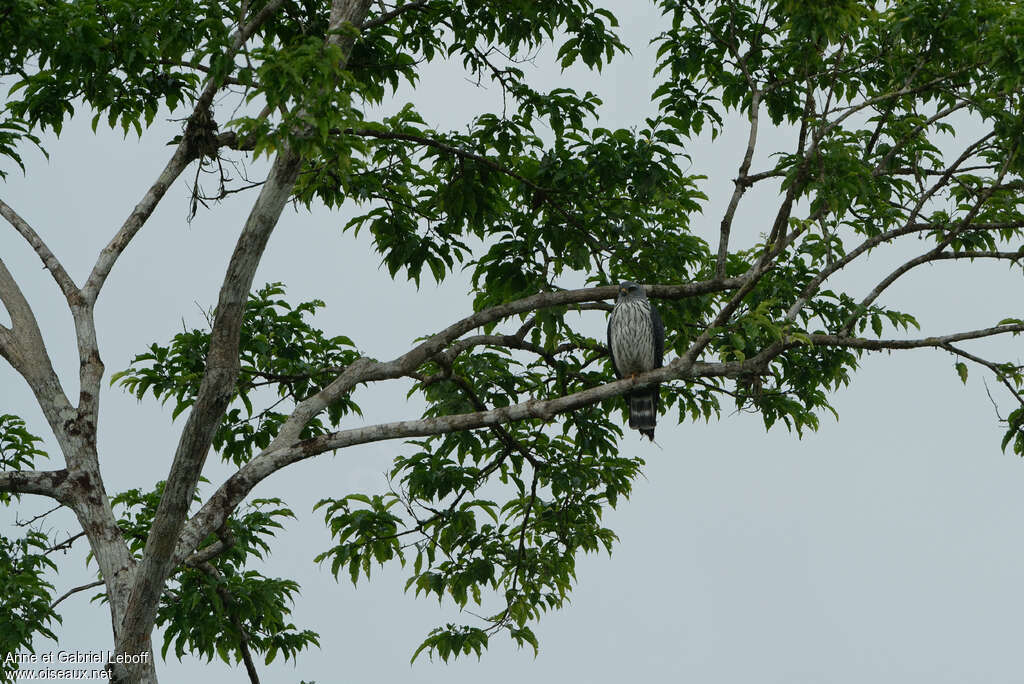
[3,2,1024,682]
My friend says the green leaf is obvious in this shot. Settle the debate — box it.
[955,362,968,384]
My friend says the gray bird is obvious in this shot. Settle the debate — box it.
[607,281,665,440]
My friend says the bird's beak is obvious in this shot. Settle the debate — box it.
[619,287,626,294]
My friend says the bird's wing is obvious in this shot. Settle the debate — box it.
[607,310,622,378]
[651,302,665,368]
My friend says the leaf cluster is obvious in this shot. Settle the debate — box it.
[113,283,362,465]
[0,530,60,682]
[0,414,48,504]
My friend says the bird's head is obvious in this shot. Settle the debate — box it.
[616,281,646,301]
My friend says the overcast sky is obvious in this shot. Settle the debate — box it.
[3,2,1024,682]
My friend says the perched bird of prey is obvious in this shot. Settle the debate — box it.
[607,281,665,440]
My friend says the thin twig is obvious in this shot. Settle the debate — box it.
[15,503,63,527]
[51,580,104,609]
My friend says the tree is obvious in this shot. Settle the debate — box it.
[2,0,1023,681]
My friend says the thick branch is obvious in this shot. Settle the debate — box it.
[118,143,304,657]
[384,278,746,379]
[280,278,746,446]
[0,469,71,501]
[171,277,740,562]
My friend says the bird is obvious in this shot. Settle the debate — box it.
[607,281,664,440]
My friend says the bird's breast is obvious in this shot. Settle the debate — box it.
[610,300,655,375]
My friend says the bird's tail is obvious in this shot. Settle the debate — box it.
[629,389,658,441]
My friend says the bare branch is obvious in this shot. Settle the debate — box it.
[80,142,197,306]
[50,580,105,610]
[45,531,87,556]
[278,278,744,445]
[944,343,1024,409]
[390,279,746,375]
[716,88,761,279]
[170,275,744,563]
[0,468,72,502]
[0,199,78,302]
[14,503,63,527]
[81,0,290,309]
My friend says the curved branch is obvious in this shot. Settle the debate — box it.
[387,278,746,376]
